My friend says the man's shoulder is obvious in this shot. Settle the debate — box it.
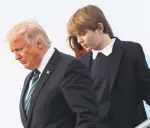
[59,51,88,72]
[59,51,84,66]
[59,51,77,62]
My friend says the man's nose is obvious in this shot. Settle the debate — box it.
[14,51,21,60]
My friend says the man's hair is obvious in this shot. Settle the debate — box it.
[67,5,114,38]
[7,20,51,48]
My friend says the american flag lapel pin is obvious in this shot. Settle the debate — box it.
[46,70,50,74]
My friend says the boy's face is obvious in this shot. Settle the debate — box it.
[76,29,104,51]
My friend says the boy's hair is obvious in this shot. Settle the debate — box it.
[67,5,114,38]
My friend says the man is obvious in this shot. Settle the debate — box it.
[7,20,98,128]
[67,5,150,128]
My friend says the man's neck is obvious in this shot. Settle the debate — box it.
[36,47,49,69]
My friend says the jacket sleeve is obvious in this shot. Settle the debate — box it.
[61,59,98,128]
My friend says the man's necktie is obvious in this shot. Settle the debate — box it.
[24,69,40,113]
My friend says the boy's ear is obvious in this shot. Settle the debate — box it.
[97,23,104,33]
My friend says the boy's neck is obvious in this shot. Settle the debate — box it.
[97,34,112,50]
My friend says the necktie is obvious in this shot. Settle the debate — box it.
[24,69,40,113]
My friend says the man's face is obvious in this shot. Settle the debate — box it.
[76,29,103,51]
[10,36,41,70]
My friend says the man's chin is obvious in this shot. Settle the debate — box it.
[23,64,31,70]
[23,64,36,70]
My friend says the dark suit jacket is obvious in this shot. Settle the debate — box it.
[80,37,150,128]
[19,49,98,128]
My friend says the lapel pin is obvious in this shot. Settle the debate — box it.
[46,70,50,74]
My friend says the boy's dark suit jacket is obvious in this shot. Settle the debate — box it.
[80,37,150,128]
[19,49,98,128]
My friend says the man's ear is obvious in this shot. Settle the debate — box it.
[97,23,104,33]
[36,38,43,49]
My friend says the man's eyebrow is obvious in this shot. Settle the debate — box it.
[11,47,20,52]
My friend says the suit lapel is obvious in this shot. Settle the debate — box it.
[109,38,124,92]
[20,72,33,126]
[80,51,93,70]
[26,48,61,125]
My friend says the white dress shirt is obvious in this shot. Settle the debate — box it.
[92,38,116,59]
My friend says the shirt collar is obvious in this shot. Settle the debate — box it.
[38,46,55,74]
[92,38,116,59]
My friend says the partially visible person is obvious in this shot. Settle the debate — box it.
[67,4,150,128]
[7,20,98,128]
[68,36,87,58]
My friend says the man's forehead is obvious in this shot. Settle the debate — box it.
[11,37,24,45]
[13,35,26,42]
[10,37,26,49]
